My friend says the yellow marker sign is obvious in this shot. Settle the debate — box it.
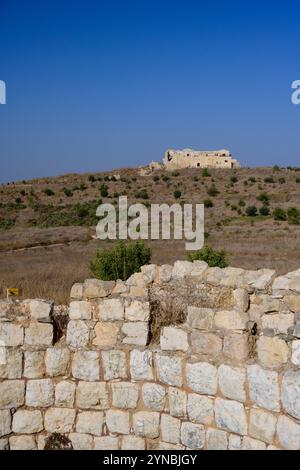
[7,288,20,297]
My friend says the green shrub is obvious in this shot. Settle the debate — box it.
[188,245,229,268]
[174,190,182,199]
[273,165,280,172]
[63,188,73,197]
[238,199,246,207]
[20,190,26,196]
[207,184,219,197]
[264,176,274,184]
[0,218,15,231]
[230,175,238,184]
[162,175,170,182]
[204,198,213,208]
[88,175,96,182]
[89,241,151,281]
[202,168,211,177]
[135,189,149,199]
[248,177,256,183]
[278,177,286,184]
[153,175,160,182]
[296,178,300,183]
[287,207,300,225]
[15,197,22,204]
[246,205,258,217]
[171,170,180,177]
[231,205,238,211]
[43,188,55,196]
[273,207,287,221]
[259,205,270,216]
[100,184,109,198]
[257,192,270,205]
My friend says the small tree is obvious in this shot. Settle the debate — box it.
[287,207,300,225]
[257,192,270,205]
[174,190,182,199]
[207,184,219,197]
[44,188,55,196]
[273,207,287,221]
[202,168,211,177]
[204,198,213,208]
[89,241,151,281]
[259,205,270,216]
[188,245,229,268]
[246,205,258,217]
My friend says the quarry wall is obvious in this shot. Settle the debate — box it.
[1,260,300,450]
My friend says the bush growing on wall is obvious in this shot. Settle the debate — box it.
[188,245,229,268]
[89,241,151,281]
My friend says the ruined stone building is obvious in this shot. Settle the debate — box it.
[162,148,240,170]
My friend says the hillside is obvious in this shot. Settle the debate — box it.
[1,165,300,303]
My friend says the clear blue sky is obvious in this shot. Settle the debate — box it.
[0,0,299,183]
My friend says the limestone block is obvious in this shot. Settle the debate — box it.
[141,264,158,283]
[186,362,217,395]
[121,322,148,346]
[69,433,93,450]
[133,411,160,438]
[112,279,128,294]
[94,436,119,450]
[72,350,100,381]
[206,428,228,450]
[186,306,214,330]
[26,379,54,407]
[0,380,25,408]
[44,408,76,433]
[168,387,187,418]
[261,313,294,335]
[249,408,277,444]
[282,370,300,420]
[12,410,43,434]
[187,393,214,425]
[0,349,22,379]
[215,398,247,435]
[142,383,165,411]
[9,435,36,450]
[190,260,208,278]
[158,264,173,283]
[92,322,119,348]
[23,351,45,379]
[25,299,53,322]
[291,340,300,366]
[121,436,145,450]
[69,301,92,320]
[130,349,153,381]
[111,382,139,409]
[83,279,115,299]
[70,283,83,300]
[190,331,222,356]
[223,333,249,361]
[125,300,150,322]
[247,365,280,412]
[99,298,124,321]
[45,347,70,376]
[25,323,53,348]
[0,410,11,437]
[55,380,75,407]
[106,409,129,434]
[172,260,193,279]
[66,320,90,348]
[160,413,181,444]
[0,323,23,346]
[160,326,189,352]
[284,294,300,313]
[214,310,248,330]
[228,434,242,450]
[257,336,289,368]
[181,422,205,449]
[76,381,109,410]
[155,354,182,387]
[0,438,8,450]
[76,411,104,436]
[233,288,249,312]
[242,436,266,450]
[277,415,300,450]
[102,350,127,380]
[218,364,246,402]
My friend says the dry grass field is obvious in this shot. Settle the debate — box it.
[1,165,300,303]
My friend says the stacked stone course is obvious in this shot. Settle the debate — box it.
[1,261,300,450]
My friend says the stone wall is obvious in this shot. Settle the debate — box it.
[1,260,300,450]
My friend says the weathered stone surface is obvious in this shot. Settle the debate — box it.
[121,435,145,450]
[83,279,115,299]
[76,381,109,410]
[142,383,165,411]
[121,322,148,346]
[102,350,127,380]
[99,298,124,321]
[186,362,217,395]
[66,320,89,348]
[55,380,75,407]
[249,408,277,444]
[158,264,173,283]
[242,436,266,450]
[206,428,228,450]
[160,327,188,352]
[129,286,148,297]
[12,410,43,434]
[187,393,214,425]
[0,438,9,450]
[44,407,76,433]
[157,441,185,450]
[25,323,53,348]
[205,267,223,285]
[190,260,208,278]
[218,365,246,403]
[221,267,245,288]
[45,347,70,376]
[94,436,119,450]
[25,299,53,322]
[160,413,180,444]
[168,387,187,418]
[133,411,160,438]
[111,279,128,295]
[76,411,104,436]
[186,307,214,330]
[72,350,100,381]
[228,434,242,450]
[190,331,222,356]
[215,398,247,435]
[0,323,23,346]
[257,336,289,368]
[9,435,36,450]
[282,370,300,420]
[130,350,153,381]
[112,382,139,409]
[247,365,280,412]
[223,333,249,361]
[23,351,45,379]
[156,354,182,387]
[285,295,300,313]
[106,409,129,434]
[261,313,294,335]
[291,340,300,366]
[277,415,300,450]
[125,300,150,322]
[69,301,92,320]
[214,310,248,330]
[250,294,280,314]
[0,380,25,408]
[141,264,158,283]
[172,260,193,279]
[246,269,276,291]
[0,349,22,379]
[233,289,249,312]
[92,322,119,348]
[126,272,149,287]
[69,433,93,450]
[181,422,205,449]
[26,379,54,407]
[70,283,83,300]
[0,410,11,437]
